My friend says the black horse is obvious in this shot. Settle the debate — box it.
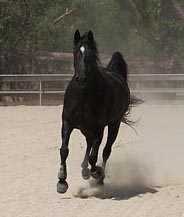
[57,30,137,193]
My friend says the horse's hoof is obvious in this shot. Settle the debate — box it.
[82,168,91,180]
[91,166,104,180]
[57,180,68,194]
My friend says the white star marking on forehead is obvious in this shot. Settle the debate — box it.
[80,46,85,53]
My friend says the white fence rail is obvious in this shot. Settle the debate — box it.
[0,73,184,105]
[0,74,71,106]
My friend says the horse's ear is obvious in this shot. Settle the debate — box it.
[88,30,94,43]
[74,29,80,46]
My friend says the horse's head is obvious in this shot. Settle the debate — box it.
[73,29,98,84]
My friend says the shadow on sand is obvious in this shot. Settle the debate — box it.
[74,180,158,200]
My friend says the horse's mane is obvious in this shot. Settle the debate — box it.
[107,52,127,81]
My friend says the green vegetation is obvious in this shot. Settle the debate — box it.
[0,0,184,71]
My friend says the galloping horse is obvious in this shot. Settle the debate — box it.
[57,30,137,193]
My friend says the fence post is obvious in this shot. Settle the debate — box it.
[39,78,42,106]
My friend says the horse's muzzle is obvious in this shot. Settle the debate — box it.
[75,75,87,84]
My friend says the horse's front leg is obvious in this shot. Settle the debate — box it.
[57,121,73,194]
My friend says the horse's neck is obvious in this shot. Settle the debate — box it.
[86,67,100,90]
[71,64,102,99]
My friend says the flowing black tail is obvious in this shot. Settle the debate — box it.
[107,51,128,81]
[130,95,144,106]
[107,51,143,105]
[107,52,143,129]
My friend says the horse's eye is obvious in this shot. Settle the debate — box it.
[75,51,81,59]
[85,50,90,57]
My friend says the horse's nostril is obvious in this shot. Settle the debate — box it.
[75,76,86,83]
[83,77,87,82]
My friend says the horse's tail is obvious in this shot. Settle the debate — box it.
[107,52,144,129]
[107,51,143,106]
[107,51,128,81]
[122,95,144,132]
[130,95,144,106]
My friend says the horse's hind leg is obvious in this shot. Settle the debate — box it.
[102,121,121,180]
[57,121,73,194]
[81,136,93,180]
[89,129,104,181]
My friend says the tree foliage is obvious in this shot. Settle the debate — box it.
[0,0,184,71]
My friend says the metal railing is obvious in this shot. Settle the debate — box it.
[0,73,184,105]
[0,74,72,106]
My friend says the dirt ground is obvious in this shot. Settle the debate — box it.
[0,103,184,217]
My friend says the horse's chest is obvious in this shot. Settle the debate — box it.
[69,102,96,128]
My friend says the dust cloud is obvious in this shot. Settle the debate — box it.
[74,103,184,198]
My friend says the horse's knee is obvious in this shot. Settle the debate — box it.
[60,146,69,160]
[102,146,112,162]
[60,146,69,155]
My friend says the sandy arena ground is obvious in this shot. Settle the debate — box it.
[0,103,184,217]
